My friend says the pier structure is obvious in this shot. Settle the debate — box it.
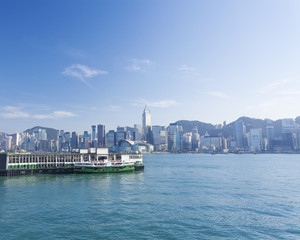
[0,148,143,176]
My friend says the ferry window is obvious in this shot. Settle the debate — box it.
[98,156,107,161]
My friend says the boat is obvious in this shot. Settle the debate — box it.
[74,152,144,174]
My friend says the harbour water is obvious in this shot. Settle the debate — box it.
[1,153,300,239]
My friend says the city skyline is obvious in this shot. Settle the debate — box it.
[2,1,300,133]
[2,107,300,153]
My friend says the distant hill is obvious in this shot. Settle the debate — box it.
[175,117,282,138]
[24,126,57,140]
[175,120,215,135]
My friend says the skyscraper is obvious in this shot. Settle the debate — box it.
[133,124,142,141]
[91,125,97,147]
[142,105,151,141]
[249,128,262,152]
[235,120,246,148]
[91,125,96,141]
[97,124,106,147]
[71,132,78,150]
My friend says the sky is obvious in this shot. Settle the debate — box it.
[1,0,300,134]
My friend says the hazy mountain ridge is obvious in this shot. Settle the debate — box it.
[2,116,300,138]
[24,126,57,140]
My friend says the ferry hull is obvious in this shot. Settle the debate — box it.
[74,165,135,174]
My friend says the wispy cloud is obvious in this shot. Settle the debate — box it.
[33,111,76,119]
[62,64,108,88]
[208,91,230,99]
[178,64,200,77]
[126,58,153,72]
[132,99,177,108]
[0,106,76,119]
[1,106,30,119]
[259,79,291,94]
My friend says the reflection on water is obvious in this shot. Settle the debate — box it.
[0,154,300,239]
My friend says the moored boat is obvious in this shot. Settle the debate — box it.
[74,151,143,174]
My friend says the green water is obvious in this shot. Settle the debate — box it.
[1,153,300,239]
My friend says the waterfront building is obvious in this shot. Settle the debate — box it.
[159,128,168,151]
[152,125,163,151]
[116,127,127,144]
[235,120,246,148]
[266,126,275,150]
[34,128,41,141]
[126,127,135,141]
[78,135,84,149]
[282,118,295,133]
[22,134,30,151]
[97,124,106,147]
[41,129,47,141]
[142,105,151,142]
[91,125,96,147]
[249,128,262,152]
[152,125,168,151]
[71,132,78,150]
[38,140,50,152]
[106,130,116,148]
[168,123,181,152]
[192,126,200,151]
[83,131,90,149]
[118,139,153,153]
[282,132,295,151]
[133,124,142,141]
[200,136,222,152]
[91,125,96,141]
[5,136,12,151]
[181,133,192,151]
[64,132,70,147]
[11,132,20,148]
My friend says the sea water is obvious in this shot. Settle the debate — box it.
[1,153,300,239]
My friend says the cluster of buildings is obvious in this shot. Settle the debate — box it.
[1,107,300,153]
[233,118,300,152]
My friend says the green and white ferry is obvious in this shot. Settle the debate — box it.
[0,148,143,176]
[74,149,144,174]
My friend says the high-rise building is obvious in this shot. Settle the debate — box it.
[71,132,78,149]
[152,125,163,151]
[116,127,126,144]
[91,125,97,147]
[181,132,192,151]
[34,128,41,141]
[249,128,262,152]
[133,124,142,141]
[41,129,47,140]
[142,105,151,141]
[64,132,70,149]
[168,123,180,151]
[266,126,274,150]
[106,130,116,148]
[91,125,96,141]
[97,124,106,147]
[235,120,246,148]
[192,126,200,151]
[160,128,168,151]
[5,136,12,150]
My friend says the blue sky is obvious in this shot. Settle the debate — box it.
[1,0,300,133]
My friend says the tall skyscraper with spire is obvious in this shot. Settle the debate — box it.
[142,105,151,141]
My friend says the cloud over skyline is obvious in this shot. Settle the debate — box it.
[1,106,76,120]
[62,64,108,88]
